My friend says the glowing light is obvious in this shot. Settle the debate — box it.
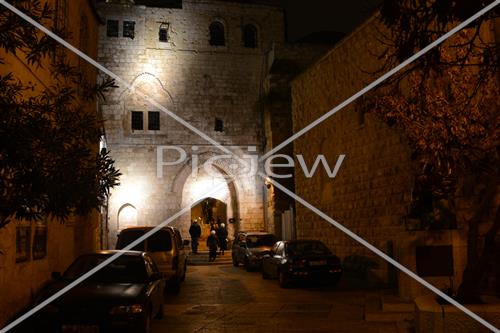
[188,176,228,203]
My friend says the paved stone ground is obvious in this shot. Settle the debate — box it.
[152,262,403,333]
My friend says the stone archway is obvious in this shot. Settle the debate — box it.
[170,151,242,243]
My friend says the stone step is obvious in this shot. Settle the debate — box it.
[381,295,415,313]
[364,294,414,324]
[187,251,233,266]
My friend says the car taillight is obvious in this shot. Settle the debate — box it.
[291,259,307,268]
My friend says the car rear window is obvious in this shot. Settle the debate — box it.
[287,241,331,256]
[116,229,146,251]
[246,234,276,248]
[116,229,172,252]
[147,230,172,251]
[63,254,148,283]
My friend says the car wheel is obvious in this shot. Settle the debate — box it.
[180,261,187,282]
[141,308,152,333]
[244,257,252,272]
[155,303,164,319]
[232,254,239,267]
[278,270,289,288]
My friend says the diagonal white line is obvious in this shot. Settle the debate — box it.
[0,0,235,158]
[1,0,499,332]
[0,180,230,333]
[263,174,500,333]
[260,0,500,161]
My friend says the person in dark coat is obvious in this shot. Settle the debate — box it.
[217,223,228,255]
[206,230,218,262]
[189,220,202,254]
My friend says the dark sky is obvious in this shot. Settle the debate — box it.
[281,0,380,41]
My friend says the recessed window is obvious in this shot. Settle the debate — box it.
[123,21,135,39]
[106,19,119,37]
[131,111,143,130]
[243,24,257,48]
[159,23,169,42]
[214,118,224,132]
[209,21,225,46]
[148,111,160,130]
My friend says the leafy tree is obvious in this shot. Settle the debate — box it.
[0,0,121,228]
[367,0,499,302]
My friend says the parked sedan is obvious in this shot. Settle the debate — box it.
[33,251,164,333]
[261,240,342,288]
[232,231,276,271]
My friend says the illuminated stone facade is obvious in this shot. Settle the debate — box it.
[96,0,287,244]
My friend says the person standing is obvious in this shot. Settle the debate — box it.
[206,230,218,262]
[217,223,228,255]
[189,219,202,254]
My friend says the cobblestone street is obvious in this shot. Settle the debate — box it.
[153,257,411,333]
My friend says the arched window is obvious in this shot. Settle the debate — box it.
[243,24,257,48]
[209,21,225,46]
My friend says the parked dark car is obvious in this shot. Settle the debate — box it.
[116,226,188,290]
[261,240,342,288]
[232,231,276,271]
[32,251,164,333]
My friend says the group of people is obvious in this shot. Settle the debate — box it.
[189,219,228,262]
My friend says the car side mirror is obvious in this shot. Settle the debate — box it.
[51,272,62,280]
[183,239,190,247]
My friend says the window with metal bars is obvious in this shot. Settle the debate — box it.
[148,111,160,130]
[131,111,144,130]
[123,21,135,39]
[159,23,169,42]
[107,19,119,37]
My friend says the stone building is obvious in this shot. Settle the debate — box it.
[291,14,499,299]
[0,0,101,325]
[96,0,332,246]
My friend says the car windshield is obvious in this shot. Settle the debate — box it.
[286,241,332,256]
[245,234,276,248]
[62,254,148,283]
[117,229,172,252]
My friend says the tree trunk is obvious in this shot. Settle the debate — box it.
[457,189,500,303]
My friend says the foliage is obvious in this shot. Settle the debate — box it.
[377,0,498,84]
[370,0,500,300]
[0,0,120,228]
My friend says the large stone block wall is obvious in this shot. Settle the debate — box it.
[97,0,284,241]
[290,15,472,297]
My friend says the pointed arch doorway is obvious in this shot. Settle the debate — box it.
[191,197,227,250]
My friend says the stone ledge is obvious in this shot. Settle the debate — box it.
[415,295,500,333]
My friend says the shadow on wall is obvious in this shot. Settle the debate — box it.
[342,254,386,289]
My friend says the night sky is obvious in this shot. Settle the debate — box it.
[282,0,381,41]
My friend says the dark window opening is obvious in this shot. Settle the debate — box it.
[209,22,225,46]
[131,111,144,130]
[107,19,119,37]
[214,118,224,132]
[159,23,169,42]
[243,24,257,48]
[123,21,135,39]
[148,111,160,130]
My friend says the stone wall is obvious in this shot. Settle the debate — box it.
[96,0,285,244]
[290,14,475,298]
[0,1,101,325]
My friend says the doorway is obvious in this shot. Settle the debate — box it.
[191,198,227,250]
